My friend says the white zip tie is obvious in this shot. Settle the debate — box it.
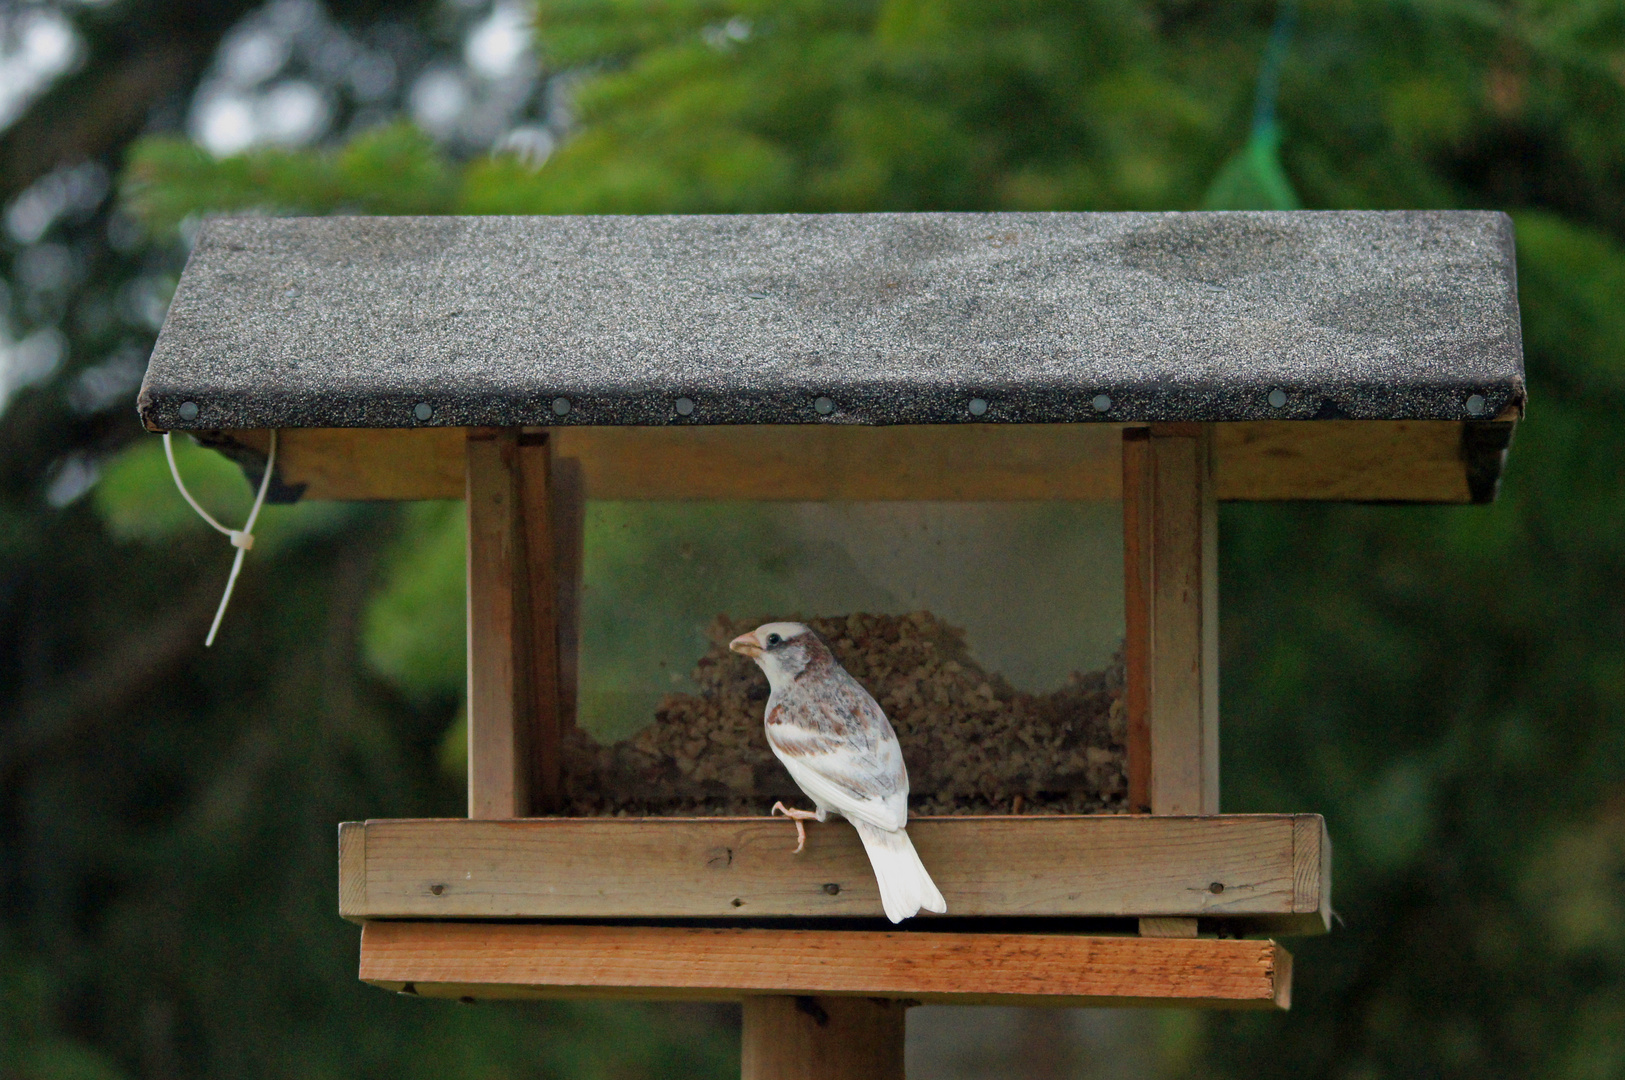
[163,429,278,647]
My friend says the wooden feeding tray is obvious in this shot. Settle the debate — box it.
[140,211,1522,1070]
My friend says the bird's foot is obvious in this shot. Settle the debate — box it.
[771,801,819,853]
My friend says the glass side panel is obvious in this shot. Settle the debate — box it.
[563,499,1127,816]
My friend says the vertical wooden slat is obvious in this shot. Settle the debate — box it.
[1144,424,1219,816]
[466,430,532,819]
[1201,444,1220,809]
[517,434,561,812]
[1127,424,1220,939]
[549,454,586,732]
[741,996,905,1080]
[1122,429,1153,815]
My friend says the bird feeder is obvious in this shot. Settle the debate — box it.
[138,211,1522,1076]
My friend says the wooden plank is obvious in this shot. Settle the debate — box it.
[337,815,1328,933]
[1293,815,1333,931]
[516,435,561,812]
[218,420,1484,503]
[1137,918,1198,938]
[358,922,1292,1009]
[337,821,366,921]
[1145,427,1219,817]
[231,425,467,499]
[1202,429,1221,804]
[465,431,533,818]
[1131,427,1220,943]
[548,454,585,732]
[1213,420,1469,501]
[1122,429,1153,814]
[741,997,904,1080]
[226,425,1117,501]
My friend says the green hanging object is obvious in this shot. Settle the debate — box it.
[1204,1,1300,211]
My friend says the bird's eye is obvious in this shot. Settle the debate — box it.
[766,633,783,647]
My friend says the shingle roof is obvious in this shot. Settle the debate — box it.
[138,210,1524,431]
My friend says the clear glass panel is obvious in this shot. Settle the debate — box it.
[560,499,1127,817]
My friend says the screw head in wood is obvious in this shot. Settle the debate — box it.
[178,400,199,421]
[1209,882,1225,894]
[823,882,841,895]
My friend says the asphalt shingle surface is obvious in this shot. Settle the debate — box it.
[138,210,1525,431]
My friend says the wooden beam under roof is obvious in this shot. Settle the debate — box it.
[215,418,1508,504]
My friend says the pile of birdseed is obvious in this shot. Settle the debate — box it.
[558,612,1128,817]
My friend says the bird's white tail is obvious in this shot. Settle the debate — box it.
[853,820,947,923]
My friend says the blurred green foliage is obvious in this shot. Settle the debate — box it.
[8,0,1625,1078]
[362,500,467,705]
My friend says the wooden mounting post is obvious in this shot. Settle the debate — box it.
[1124,425,1220,938]
[465,430,562,818]
[741,996,905,1080]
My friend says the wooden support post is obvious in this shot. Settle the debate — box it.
[1124,425,1220,938]
[466,430,564,818]
[741,996,906,1080]
[1123,430,1154,816]
[467,430,529,819]
[517,434,562,812]
[548,453,585,732]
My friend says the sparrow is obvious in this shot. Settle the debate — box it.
[729,621,947,923]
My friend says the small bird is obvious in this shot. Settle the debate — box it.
[729,621,946,923]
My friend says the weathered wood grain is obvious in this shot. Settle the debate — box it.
[1122,429,1153,815]
[1214,419,1469,502]
[516,434,561,812]
[1138,428,1219,817]
[358,922,1292,1008]
[1293,815,1332,929]
[1137,917,1199,938]
[465,431,532,818]
[222,420,1481,503]
[337,821,365,920]
[338,815,1328,933]
[742,996,905,1080]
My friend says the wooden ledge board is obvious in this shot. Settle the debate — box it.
[359,922,1291,1009]
[223,420,1483,503]
[338,814,1331,935]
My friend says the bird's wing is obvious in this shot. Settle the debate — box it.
[767,674,909,833]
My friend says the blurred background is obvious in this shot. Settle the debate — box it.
[2,0,1624,1077]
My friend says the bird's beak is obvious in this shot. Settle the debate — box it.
[729,631,763,658]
